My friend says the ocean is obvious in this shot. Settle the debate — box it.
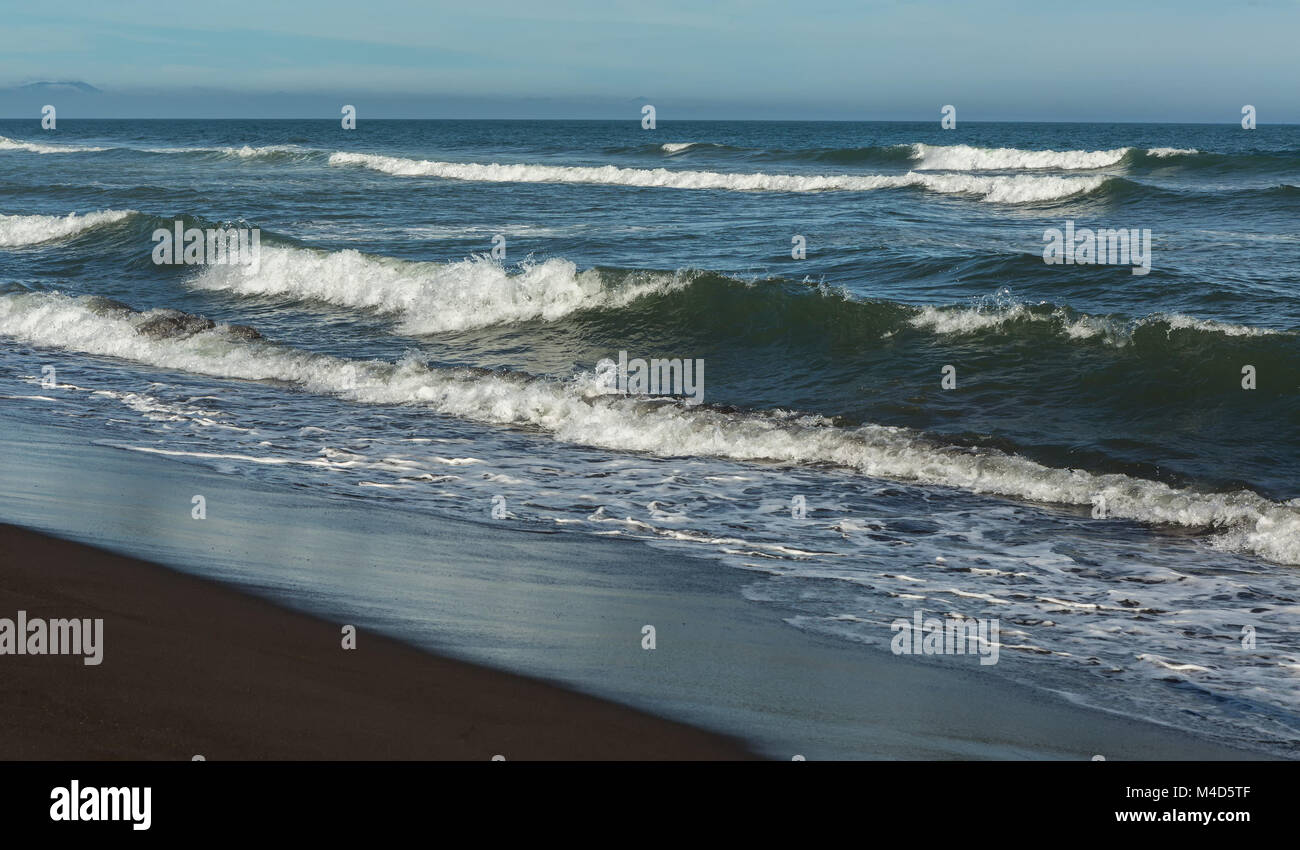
[1,119,1297,756]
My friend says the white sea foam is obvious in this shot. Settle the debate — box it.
[1155,313,1282,337]
[1061,310,1285,341]
[909,302,1286,342]
[189,245,692,333]
[3,290,1297,565]
[328,152,1104,202]
[0,136,307,159]
[908,303,1044,334]
[0,135,107,154]
[0,209,135,247]
[659,142,731,154]
[911,143,1130,171]
[143,144,310,160]
[910,144,1200,170]
[219,144,305,159]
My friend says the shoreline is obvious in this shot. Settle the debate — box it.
[0,522,754,760]
[0,412,1275,760]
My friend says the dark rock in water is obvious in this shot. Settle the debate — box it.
[84,296,134,318]
[224,323,263,341]
[135,309,216,339]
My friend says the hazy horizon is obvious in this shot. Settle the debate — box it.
[3,1,1298,123]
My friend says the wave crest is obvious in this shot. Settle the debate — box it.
[328,152,1103,202]
[0,209,137,247]
[2,290,1297,565]
[909,301,1286,341]
[190,245,694,333]
[0,135,108,154]
[911,143,1130,171]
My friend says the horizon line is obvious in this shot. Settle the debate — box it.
[2,116,1294,126]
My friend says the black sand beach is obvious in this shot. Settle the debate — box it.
[0,523,754,759]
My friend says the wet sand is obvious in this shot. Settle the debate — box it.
[0,523,753,760]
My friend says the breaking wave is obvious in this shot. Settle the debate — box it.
[2,290,1297,565]
[327,151,1105,202]
[0,209,137,247]
[0,135,108,154]
[189,244,694,333]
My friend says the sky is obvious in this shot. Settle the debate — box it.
[1,0,1298,121]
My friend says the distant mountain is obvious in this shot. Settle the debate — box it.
[12,81,102,94]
